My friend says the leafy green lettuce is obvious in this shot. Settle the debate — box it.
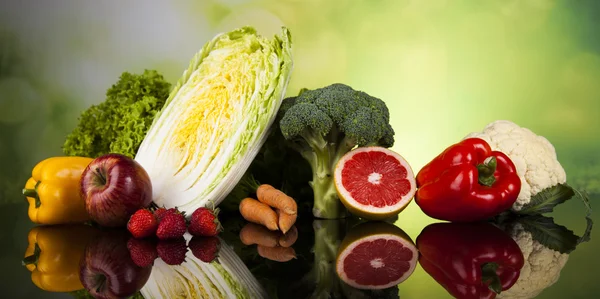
[63,70,171,158]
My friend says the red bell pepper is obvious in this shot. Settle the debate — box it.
[417,222,525,299]
[415,138,521,222]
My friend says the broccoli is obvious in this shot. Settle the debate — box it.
[278,83,395,219]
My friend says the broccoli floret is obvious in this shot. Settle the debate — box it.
[278,83,394,219]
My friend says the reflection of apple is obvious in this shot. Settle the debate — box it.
[81,153,152,227]
[79,230,152,299]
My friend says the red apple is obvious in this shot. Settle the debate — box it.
[81,153,153,227]
[79,229,152,299]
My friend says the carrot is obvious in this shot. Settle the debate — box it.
[239,198,279,231]
[257,184,297,215]
[278,225,298,248]
[257,245,297,262]
[276,209,297,234]
[239,223,280,247]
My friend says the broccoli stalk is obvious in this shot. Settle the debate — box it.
[279,84,395,219]
[294,124,354,219]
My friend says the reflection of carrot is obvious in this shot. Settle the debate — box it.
[257,245,297,262]
[257,184,297,215]
[239,223,280,247]
[278,225,298,248]
[239,198,279,231]
[276,209,297,234]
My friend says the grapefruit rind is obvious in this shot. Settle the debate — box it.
[335,223,418,290]
[334,146,417,220]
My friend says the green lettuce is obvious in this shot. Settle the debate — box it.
[63,70,171,158]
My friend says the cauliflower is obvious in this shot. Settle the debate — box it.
[497,222,569,299]
[464,120,567,211]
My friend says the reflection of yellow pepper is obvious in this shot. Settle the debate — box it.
[22,225,98,292]
[23,157,93,224]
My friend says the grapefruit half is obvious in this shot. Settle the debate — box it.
[334,146,416,220]
[336,221,418,290]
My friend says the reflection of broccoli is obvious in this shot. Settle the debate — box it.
[220,215,399,299]
[278,84,394,219]
[289,220,400,299]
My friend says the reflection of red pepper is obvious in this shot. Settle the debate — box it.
[417,222,525,299]
[415,138,521,222]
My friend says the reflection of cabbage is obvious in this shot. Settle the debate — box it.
[141,235,267,299]
[497,223,569,299]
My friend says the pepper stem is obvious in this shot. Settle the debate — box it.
[22,181,42,208]
[477,156,497,187]
[22,243,41,266]
[22,189,37,198]
[481,262,502,294]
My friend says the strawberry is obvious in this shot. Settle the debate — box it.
[156,211,187,240]
[127,209,158,238]
[154,207,185,222]
[157,238,187,265]
[188,236,221,263]
[153,207,169,222]
[127,237,158,267]
[188,207,223,237]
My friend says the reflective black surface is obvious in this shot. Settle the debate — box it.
[4,199,596,299]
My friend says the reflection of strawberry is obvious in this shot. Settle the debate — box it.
[157,238,187,265]
[127,209,158,238]
[188,207,223,237]
[189,236,221,263]
[156,211,187,240]
[127,238,158,267]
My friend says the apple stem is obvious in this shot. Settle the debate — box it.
[95,168,107,186]
[96,275,107,293]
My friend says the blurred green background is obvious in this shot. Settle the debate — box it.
[0,0,598,298]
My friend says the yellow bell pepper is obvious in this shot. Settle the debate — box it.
[23,156,93,224]
[22,225,99,292]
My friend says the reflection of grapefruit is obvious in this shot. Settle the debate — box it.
[334,146,416,220]
[336,221,418,290]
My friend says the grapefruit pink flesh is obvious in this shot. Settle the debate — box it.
[334,147,416,220]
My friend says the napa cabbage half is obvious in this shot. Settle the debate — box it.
[134,27,293,213]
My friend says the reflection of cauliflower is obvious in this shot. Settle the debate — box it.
[498,223,569,299]
[465,120,567,211]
